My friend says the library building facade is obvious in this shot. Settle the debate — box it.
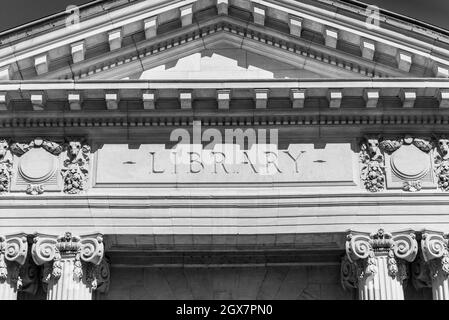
[1,0,449,300]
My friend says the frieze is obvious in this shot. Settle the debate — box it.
[94,143,356,187]
[4,134,449,194]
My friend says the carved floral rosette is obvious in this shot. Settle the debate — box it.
[421,232,449,279]
[61,140,91,194]
[32,232,104,289]
[0,234,28,289]
[342,229,417,290]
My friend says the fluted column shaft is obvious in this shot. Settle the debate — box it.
[341,229,418,300]
[0,278,17,299]
[431,266,449,299]
[0,234,27,300]
[421,231,449,300]
[32,232,105,300]
[358,253,405,300]
[45,255,94,300]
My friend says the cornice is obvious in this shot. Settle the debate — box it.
[0,79,447,129]
[277,0,449,53]
[3,78,449,90]
[0,0,448,81]
[2,0,449,50]
[38,16,407,80]
[316,0,449,44]
[1,109,449,130]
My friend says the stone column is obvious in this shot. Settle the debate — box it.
[341,229,418,300]
[31,232,105,300]
[421,231,449,300]
[0,234,28,300]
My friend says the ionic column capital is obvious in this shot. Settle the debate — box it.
[31,232,104,283]
[346,229,418,259]
[345,229,418,280]
[0,233,28,298]
[421,231,449,278]
[0,233,28,265]
[0,233,28,278]
[343,229,418,300]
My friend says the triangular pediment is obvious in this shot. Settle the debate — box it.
[121,42,335,80]
[0,0,448,81]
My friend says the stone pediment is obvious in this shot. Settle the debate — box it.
[0,0,449,81]
[122,42,329,80]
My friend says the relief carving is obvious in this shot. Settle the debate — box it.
[26,184,44,195]
[0,137,91,195]
[10,138,63,157]
[378,138,403,154]
[360,136,403,192]
[403,180,422,192]
[0,234,28,289]
[360,135,448,192]
[360,136,386,192]
[10,138,63,195]
[412,137,434,153]
[32,232,104,289]
[0,139,13,193]
[61,140,91,194]
[434,137,449,192]
[421,232,449,279]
